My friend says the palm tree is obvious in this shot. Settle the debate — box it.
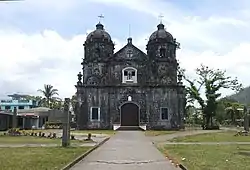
[50,97,63,109]
[37,84,59,108]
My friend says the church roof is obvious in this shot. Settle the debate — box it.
[113,38,147,61]
[149,23,174,42]
[86,22,112,43]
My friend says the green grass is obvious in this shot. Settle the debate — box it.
[170,131,250,142]
[0,147,92,170]
[0,136,60,144]
[29,129,116,135]
[159,144,250,170]
[145,130,179,136]
[21,129,115,134]
[0,136,88,145]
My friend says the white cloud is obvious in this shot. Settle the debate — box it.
[178,43,250,81]
[0,29,86,98]
[1,0,250,100]
[0,28,127,99]
[94,0,250,95]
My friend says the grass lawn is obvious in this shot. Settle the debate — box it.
[169,131,250,142]
[71,130,116,135]
[0,146,92,170]
[29,129,116,135]
[0,135,88,145]
[158,144,250,170]
[145,130,179,136]
[21,129,116,136]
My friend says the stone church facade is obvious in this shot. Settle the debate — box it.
[75,21,186,130]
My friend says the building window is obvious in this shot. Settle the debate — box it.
[128,96,132,101]
[87,76,99,85]
[90,107,100,121]
[96,48,101,57]
[161,107,169,120]
[4,106,10,110]
[160,48,166,57]
[18,106,24,109]
[122,67,137,84]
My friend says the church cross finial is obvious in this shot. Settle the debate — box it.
[158,13,164,23]
[128,24,131,37]
[98,14,104,23]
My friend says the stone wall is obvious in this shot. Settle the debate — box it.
[0,114,12,131]
[48,109,71,123]
[76,85,185,130]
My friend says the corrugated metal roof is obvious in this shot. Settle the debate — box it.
[17,107,51,113]
[0,111,13,116]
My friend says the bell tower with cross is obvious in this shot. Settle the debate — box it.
[82,13,114,80]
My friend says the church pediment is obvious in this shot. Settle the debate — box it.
[113,40,147,61]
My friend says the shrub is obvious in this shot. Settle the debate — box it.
[202,124,220,130]
[44,122,63,129]
[7,128,21,136]
[52,133,57,138]
[71,135,75,140]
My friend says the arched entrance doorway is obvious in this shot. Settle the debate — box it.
[120,103,139,126]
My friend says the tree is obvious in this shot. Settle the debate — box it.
[214,100,226,124]
[182,64,242,129]
[49,97,63,109]
[224,101,244,125]
[37,84,59,108]
[24,95,43,105]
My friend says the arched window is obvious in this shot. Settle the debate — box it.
[128,96,132,101]
[122,67,137,84]
[95,48,101,58]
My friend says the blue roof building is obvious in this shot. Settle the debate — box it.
[0,94,38,112]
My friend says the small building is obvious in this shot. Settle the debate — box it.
[0,111,12,131]
[17,107,51,129]
[0,94,38,112]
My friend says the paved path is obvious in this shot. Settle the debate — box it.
[71,131,179,170]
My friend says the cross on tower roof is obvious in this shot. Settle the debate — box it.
[158,13,164,23]
[98,14,104,23]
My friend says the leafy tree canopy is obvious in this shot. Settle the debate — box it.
[180,64,242,127]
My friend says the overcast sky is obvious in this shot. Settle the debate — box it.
[0,0,250,99]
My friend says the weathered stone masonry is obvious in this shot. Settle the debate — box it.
[75,22,186,130]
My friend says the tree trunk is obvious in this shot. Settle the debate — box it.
[210,116,213,126]
[47,98,50,108]
[206,115,210,127]
[244,114,249,132]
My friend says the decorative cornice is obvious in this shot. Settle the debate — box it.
[75,84,185,89]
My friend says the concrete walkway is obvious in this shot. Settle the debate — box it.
[70,131,179,170]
